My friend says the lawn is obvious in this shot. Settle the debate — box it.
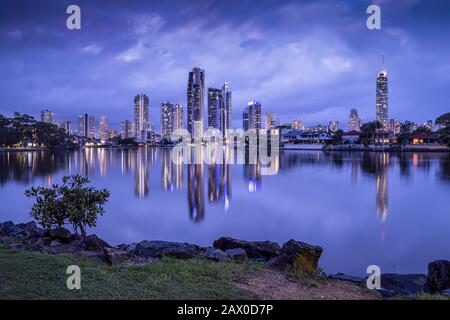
[0,248,257,300]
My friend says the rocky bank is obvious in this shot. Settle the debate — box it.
[1,220,449,299]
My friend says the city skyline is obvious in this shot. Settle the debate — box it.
[1,0,450,130]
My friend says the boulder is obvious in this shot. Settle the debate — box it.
[50,239,62,246]
[135,240,200,260]
[268,239,323,273]
[48,227,72,242]
[427,260,450,293]
[84,234,111,252]
[115,243,138,253]
[328,273,364,284]
[103,247,135,265]
[225,248,247,262]
[381,273,427,296]
[213,237,280,261]
[9,243,23,250]
[0,221,23,236]
[203,248,231,262]
[77,250,105,260]
[43,244,83,255]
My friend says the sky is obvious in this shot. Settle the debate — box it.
[1,0,450,131]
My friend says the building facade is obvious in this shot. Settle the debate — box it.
[40,109,54,124]
[121,120,133,139]
[99,116,109,142]
[77,114,96,138]
[376,68,389,131]
[207,88,221,130]
[161,102,175,138]
[348,109,362,131]
[187,67,205,138]
[247,101,262,132]
[221,82,232,133]
[134,94,149,141]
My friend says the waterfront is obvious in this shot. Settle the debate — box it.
[1,148,450,276]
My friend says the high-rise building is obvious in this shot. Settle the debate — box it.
[99,116,109,142]
[161,102,175,138]
[247,101,262,132]
[187,67,205,138]
[376,57,389,131]
[243,107,249,131]
[134,94,149,141]
[121,120,133,139]
[265,112,279,130]
[329,121,339,133]
[348,109,362,131]
[207,88,221,129]
[63,121,72,135]
[221,82,232,133]
[40,109,54,124]
[77,114,96,138]
[174,104,184,132]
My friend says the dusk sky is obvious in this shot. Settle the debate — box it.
[1,0,450,130]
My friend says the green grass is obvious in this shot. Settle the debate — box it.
[0,247,257,300]
[416,293,450,300]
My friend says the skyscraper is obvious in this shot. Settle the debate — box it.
[161,102,175,138]
[63,121,72,135]
[99,116,109,142]
[265,112,279,130]
[40,109,54,124]
[77,114,96,138]
[174,104,184,132]
[207,88,221,129]
[376,57,389,131]
[291,120,304,131]
[187,67,205,138]
[243,107,249,131]
[121,120,133,139]
[221,82,232,133]
[247,101,262,132]
[134,94,149,141]
[348,109,362,131]
[329,121,339,133]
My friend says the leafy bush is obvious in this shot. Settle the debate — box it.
[25,175,110,237]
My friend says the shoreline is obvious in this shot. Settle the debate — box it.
[1,219,449,299]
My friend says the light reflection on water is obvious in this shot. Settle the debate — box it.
[1,148,450,275]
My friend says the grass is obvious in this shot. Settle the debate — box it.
[0,247,257,300]
[416,293,450,300]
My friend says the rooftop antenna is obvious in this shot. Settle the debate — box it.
[382,53,385,67]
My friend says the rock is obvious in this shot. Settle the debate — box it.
[43,244,83,255]
[225,248,247,262]
[267,254,290,270]
[328,273,364,284]
[103,247,136,265]
[381,274,427,296]
[0,221,23,236]
[135,240,200,260]
[9,243,23,250]
[115,243,137,253]
[441,289,450,297]
[427,260,450,293]
[50,239,62,246]
[77,250,105,260]
[70,239,85,247]
[213,237,280,261]
[84,234,111,252]
[203,248,231,262]
[376,288,396,298]
[268,239,323,273]
[48,227,72,242]
[33,237,51,247]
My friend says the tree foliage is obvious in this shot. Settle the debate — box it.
[25,175,110,237]
[436,113,450,147]
[359,121,382,146]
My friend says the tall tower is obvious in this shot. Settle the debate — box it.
[134,94,149,141]
[221,82,232,133]
[376,54,388,131]
[247,101,262,132]
[40,109,54,124]
[99,116,109,142]
[187,67,205,138]
[348,109,361,131]
[207,88,221,129]
[173,104,184,132]
[161,102,174,138]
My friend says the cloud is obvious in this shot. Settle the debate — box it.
[116,41,150,62]
[129,13,165,35]
[81,43,103,55]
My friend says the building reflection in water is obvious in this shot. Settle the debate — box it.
[244,149,261,192]
[207,147,232,211]
[188,163,204,222]
[161,149,183,192]
[134,148,150,199]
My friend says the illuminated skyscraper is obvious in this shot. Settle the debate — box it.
[77,114,96,138]
[187,67,205,138]
[247,101,262,132]
[348,109,362,131]
[40,109,54,124]
[161,102,175,138]
[329,121,339,133]
[207,88,221,129]
[121,120,133,139]
[291,120,304,131]
[174,104,184,132]
[376,56,389,131]
[99,116,109,142]
[265,112,279,130]
[221,82,232,133]
[243,107,249,131]
[134,94,149,141]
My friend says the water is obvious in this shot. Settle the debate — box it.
[1,148,449,276]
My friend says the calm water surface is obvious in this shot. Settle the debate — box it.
[1,148,450,275]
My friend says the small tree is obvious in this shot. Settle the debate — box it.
[25,174,110,237]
